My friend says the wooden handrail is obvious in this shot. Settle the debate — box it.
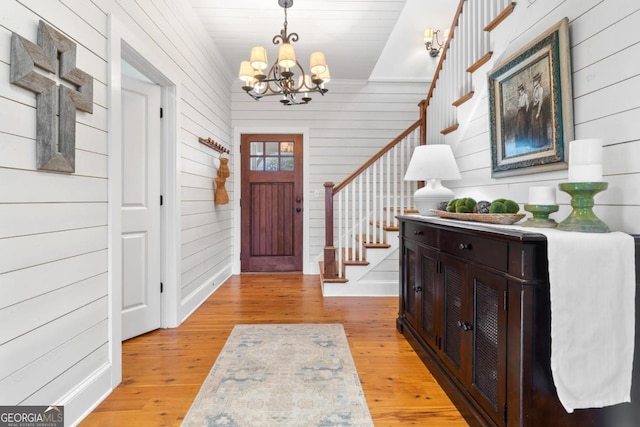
[333,119,421,194]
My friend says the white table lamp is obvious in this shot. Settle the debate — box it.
[404,144,461,215]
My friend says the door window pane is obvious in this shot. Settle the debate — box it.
[265,157,279,171]
[250,142,264,155]
[248,139,295,172]
[265,142,279,156]
[250,157,264,171]
[281,157,294,171]
[280,142,294,155]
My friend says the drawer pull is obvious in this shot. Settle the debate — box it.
[457,321,473,331]
[413,286,422,293]
[414,230,424,236]
[459,243,472,250]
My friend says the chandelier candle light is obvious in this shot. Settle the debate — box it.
[238,0,329,106]
[404,144,461,216]
[557,139,609,233]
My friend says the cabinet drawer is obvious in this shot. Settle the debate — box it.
[402,222,437,246]
[439,230,508,271]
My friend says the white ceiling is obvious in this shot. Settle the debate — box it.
[187,0,458,83]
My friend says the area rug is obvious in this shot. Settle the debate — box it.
[182,323,374,427]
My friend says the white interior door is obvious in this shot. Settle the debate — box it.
[121,75,162,340]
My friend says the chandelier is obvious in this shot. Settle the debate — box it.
[238,0,330,106]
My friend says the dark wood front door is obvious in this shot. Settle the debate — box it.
[241,134,303,272]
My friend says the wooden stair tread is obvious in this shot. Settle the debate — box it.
[370,220,400,232]
[440,123,459,135]
[453,91,474,107]
[342,248,369,266]
[383,207,419,214]
[355,234,389,248]
[467,51,493,73]
[343,260,370,266]
[318,261,348,283]
[363,242,392,249]
[484,2,516,32]
[322,277,350,283]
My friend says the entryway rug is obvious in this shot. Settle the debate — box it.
[181,323,374,427]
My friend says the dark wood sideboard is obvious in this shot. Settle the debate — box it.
[396,215,640,427]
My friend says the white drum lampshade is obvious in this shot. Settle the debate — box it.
[404,144,461,215]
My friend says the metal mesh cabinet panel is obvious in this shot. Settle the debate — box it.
[473,279,500,409]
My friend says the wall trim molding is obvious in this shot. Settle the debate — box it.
[59,363,112,427]
[180,266,233,323]
[106,12,182,396]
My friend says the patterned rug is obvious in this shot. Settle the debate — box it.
[182,324,373,427]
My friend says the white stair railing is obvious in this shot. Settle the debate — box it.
[324,123,421,280]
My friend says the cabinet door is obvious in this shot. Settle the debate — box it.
[401,239,420,330]
[418,245,439,351]
[469,265,508,426]
[440,254,469,382]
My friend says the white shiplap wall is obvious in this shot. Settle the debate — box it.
[446,0,640,234]
[0,0,111,418]
[0,0,233,424]
[231,80,428,271]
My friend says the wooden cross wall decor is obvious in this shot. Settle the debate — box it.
[10,21,94,173]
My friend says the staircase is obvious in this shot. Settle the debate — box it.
[320,0,517,296]
[320,123,422,296]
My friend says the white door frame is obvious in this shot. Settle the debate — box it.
[232,126,310,275]
[108,15,181,386]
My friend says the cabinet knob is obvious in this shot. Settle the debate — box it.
[413,286,422,293]
[459,243,472,250]
[457,321,473,331]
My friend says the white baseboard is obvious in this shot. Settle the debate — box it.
[60,363,113,427]
[180,265,232,322]
[322,280,399,297]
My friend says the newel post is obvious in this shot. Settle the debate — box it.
[323,182,337,279]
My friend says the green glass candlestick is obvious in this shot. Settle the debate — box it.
[522,204,559,228]
[557,182,609,233]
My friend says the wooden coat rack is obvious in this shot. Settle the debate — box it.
[198,137,230,155]
[198,137,230,205]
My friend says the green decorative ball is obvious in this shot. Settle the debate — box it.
[455,197,476,213]
[503,199,520,214]
[489,201,506,213]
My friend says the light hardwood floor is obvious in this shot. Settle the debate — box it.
[81,274,470,426]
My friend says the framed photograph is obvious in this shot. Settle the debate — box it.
[488,18,574,177]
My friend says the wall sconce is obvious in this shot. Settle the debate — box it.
[424,28,447,57]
